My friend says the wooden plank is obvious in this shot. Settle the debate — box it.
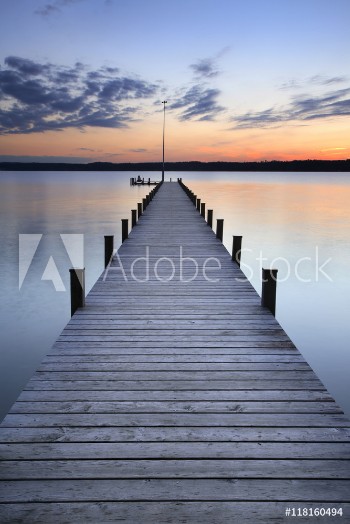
[51,343,299,352]
[2,413,348,427]
[17,389,333,402]
[1,502,348,524]
[23,379,328,390]
[1,479,349,502]
[37,362,312,371]
[1,442,349,460]
[1,459,349,479]
[1,426,349,443]
[52,340,297,347]
[8,400,342,414]
[29,371,321,381]
[42,354,307,363]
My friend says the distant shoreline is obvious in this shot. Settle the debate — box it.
[0,159,350,172]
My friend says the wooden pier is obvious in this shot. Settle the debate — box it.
[0,181,349,523]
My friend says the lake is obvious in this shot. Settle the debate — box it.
[1,170,350,420]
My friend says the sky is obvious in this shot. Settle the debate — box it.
[0,0,349,163]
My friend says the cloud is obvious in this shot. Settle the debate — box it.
[35,0,112,16]
[172,85,225,121]
[231,87,350,129]
[0,56,158,134]
[190,58,219,79]
[310,75,348,86]
[128,148,147,153]
[190,48,229,79]
[35,0,85,16]
[280,75,348,90]
[320,147,348,152]
[103,153,121,158]
[0,154,91,163]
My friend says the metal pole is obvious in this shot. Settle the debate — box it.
[162,100,167,182]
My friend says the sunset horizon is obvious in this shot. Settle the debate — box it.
[1,0,350,164]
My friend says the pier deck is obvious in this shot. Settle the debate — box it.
[0,182,349,523]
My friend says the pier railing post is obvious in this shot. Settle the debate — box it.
[69,268,85,317]
[232,235,242,266]
[216,219,224,241]
[132,209,137,228]
[138,202,142,219]
[207,210,213,228]
[121,219,128,242]
[261,268,278,316]
[200,202,206,218]
[196,198,201,212]
[104,235,114,268]
[143,197,147,211]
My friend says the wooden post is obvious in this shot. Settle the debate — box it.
[232,235,242,266]
[69,268,85,317]
[121,219,128,242]
[216,219,224,241]
[143,197,147,210]
[196,198,201,212]
[200,202,206,218]
[261,268,278,316]
[104,235,114,268]
[131,209,137,228]
[207,209,213,228]
[138,202,142,219]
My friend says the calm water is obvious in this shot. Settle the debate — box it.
[0,170,350,420]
